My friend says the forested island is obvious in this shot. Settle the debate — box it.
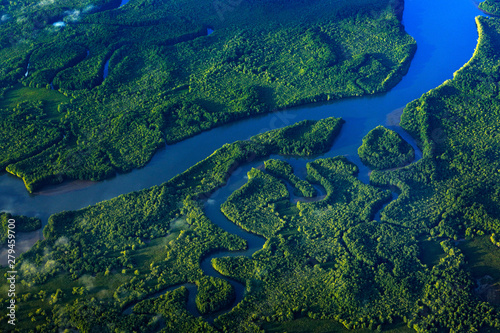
[358,125,414,170]
[1,0,500,332]
[0,0,415,192]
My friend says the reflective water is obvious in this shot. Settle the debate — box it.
[0,0,485,314]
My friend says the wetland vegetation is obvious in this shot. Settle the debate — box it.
[0,0,415,192]
[358,125,414,170]
[0,213,41,245]
[2,0,500,332]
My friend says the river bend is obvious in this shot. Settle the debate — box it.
[0,0,484,322]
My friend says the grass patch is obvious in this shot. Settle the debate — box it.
[418,240,446,267]
[458,236,500,281]
[458,236,500,306]
[131,233,183,270]
[5,270,130,331]
[0,84,70,120]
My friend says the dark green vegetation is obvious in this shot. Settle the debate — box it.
[6,104,497,331]
[196,276,235,315]
[0,118,347,331]
[358,125,414,170]
[0,0,415,192]
[132,287,217,332]
[417,239,445,267]
[479,0,500,15]
[0,212,41,244]
[264,159,316,197]
[221,168,289,238]
[363,15,500,331]
[0,101,63,179]
[252,118,344,156]
[458,236,500,306]
[3,1,500,333]
[263,317,414,333]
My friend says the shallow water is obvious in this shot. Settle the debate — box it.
[0,0,481,227]
[103,58,110,80]
[0,0,485,316]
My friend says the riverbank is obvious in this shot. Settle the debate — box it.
[0,0,489,330]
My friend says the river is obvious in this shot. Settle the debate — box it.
[0,0,485,320]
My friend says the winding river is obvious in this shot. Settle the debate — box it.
[0,0,485,322]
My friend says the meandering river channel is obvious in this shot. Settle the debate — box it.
[0,0,485,320]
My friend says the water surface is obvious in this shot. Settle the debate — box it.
[0,0,483,266]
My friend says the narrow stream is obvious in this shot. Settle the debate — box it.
[0,0,485,323]
[193,134,421,320]
[122,137,418,321]
[0,0,482,276]
[103,57,110,80]
[200,162,267,322]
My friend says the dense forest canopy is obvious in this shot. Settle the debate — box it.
[479,0,500,15]
[0,0,415,192]
[0,212,41,245]
[2,0,500,332]
[358,125,415,170]
[0,118,356,331]
[367,16,500,330]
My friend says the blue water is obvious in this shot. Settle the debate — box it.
[0,0,485,315]
[119,0,131,8]
[103,58,110,80]
[0,0,481,221]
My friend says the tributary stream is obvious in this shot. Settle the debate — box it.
[0,0,485,322]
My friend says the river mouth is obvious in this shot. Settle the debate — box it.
[0,0,485,323]
[0,0,482,216]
